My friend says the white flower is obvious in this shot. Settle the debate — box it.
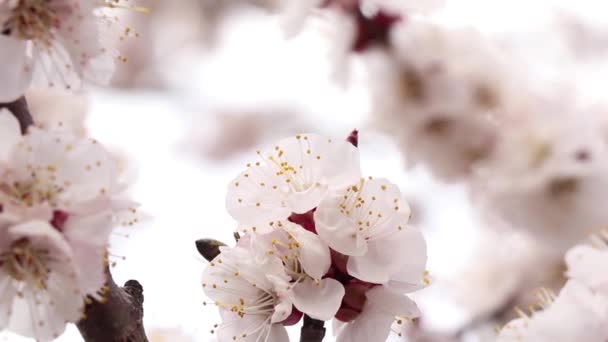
[333,286,420,342]
[497,281,608,342]
[314,178,427,289]
[247,220,344,321]
[0,219,89,341]
[226,133,360,226]
[202,245,292,342]
[0,110,123,221]
[0,0,140,101]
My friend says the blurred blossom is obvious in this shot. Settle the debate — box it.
[497,236,608,342]
[371,21,514,181]
[472,96,608,247]
[497,281,608,342]
[184,109,312,161]
[453,229,565,327]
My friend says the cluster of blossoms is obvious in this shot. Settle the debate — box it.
[0,108,137,341]
[0,0,142,102]
[202,132,429,342]
[271,0,608,339]
[497,233,608,342]
[361,9,608,254]
[371,20,513,181]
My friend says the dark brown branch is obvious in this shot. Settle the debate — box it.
[77,266,148,342]
[196,238,226,261]
[300,315,326,342]
[0,96,34,134]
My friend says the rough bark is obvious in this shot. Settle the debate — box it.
[76,266,148,342]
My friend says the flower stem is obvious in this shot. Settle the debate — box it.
[300,315,326,342]
[0,96,34,133]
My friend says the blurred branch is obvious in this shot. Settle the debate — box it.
[300,315,326,342]
[0,96,34,134]
[77,266,148,342]
[3,98,149,342]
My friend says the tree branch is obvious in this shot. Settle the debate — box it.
[300,315,326,342]
[77,266,148,342]
[3,97,149,342]
[0,96,34,134]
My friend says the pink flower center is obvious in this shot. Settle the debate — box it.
[51,210,69,231]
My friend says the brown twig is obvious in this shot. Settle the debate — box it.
[0,96,34,134]
[300,315,326,342]
[77,266,148,342]
[3,96,148,342]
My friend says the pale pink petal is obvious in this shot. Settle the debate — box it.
[565,245,608,292]
[270,298,293,323]
[226,166,291,224]
[267,324,289,342]
[286,184,328,214]
[290,278,345,321]
[318,138,361,190]
[348,224,427,286]
[0,109,21,161]
[8,221,71,257]
[337,286,420,342]
[283,223,331,279]
[217,310,272,342]
[0,277,17,328]
[0,36,32,102]
[63,212,113,296]
[315,196,367,256]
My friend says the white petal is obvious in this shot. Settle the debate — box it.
[565,245,608,292]
[217,310,271,342]
[319,137,361,190]
[290,278,345,321]
[280,0,323,36]
[348,225,427,286]
[226,166,291,225]
[267,324,290,342]
[315,196,367,256]
[283,222,331,279]
[0,36,32,102]
[8,221,72,258]
[62,213,113,296]
[0,109,21,161]
[11,129,120,209]
[337,286,420,342]
[286,184,327,214]
[0,277,16,328]
[270,297,293,323]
